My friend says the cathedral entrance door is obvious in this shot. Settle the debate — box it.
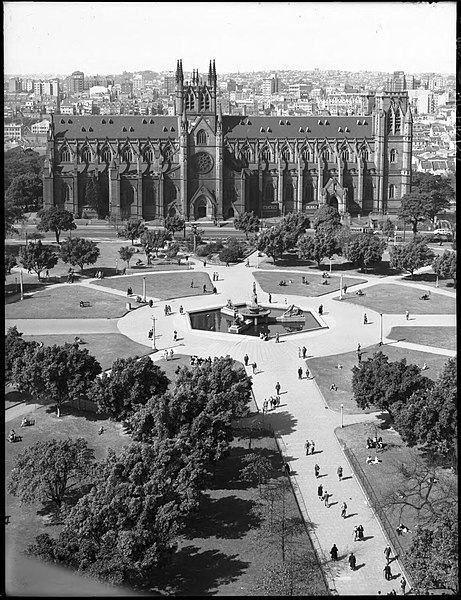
[329,196,339,211]
[196,197,208,219]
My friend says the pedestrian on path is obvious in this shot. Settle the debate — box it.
[302,346,307,359]
[203,284,207,293]
[268,293,272,303]
[275,332,280,343]
[400,577,407,595]
[173,330,177,341]
[244,354,249,366]
[363,313,368,325]
[318,304,323,316]
[384,563,392,581]
[203,259,207,267]
[306,367,311,379]
[384,546,392,563]
[275,381,281,395]
[341,502,347,518]
[353,525,359,541]
[317,483,323,500]
[358,524,364,540]
[252,362,257,374]
[330,544,338,561]
[343,284,348,294]
[298,367,303,379]
[169,349,174,360]
[314,464,320,478]
[324,491,330,508]
[190,280,194,288]
[357,351,362,363]
[304,440,310,455]
[310,440,315,454]
[405,310,410,320]
[298,347,302,358]
[357,343,361,352]
[337,466,343,481]
[348,552,357,571]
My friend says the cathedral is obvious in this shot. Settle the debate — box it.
[43,59,413,222]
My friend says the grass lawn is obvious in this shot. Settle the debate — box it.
[335,423,457,566]
[22,333,154,371]
[388,326,457,351]
[308,343,450,415]
[336,283,456,314]
[5,283,132,319]
[253,270,367,298]
[398,271,455,291]
[92,271,214,300]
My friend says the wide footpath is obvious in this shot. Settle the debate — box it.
[5,253,456,596]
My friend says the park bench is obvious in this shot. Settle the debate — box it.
[79,301,91,308]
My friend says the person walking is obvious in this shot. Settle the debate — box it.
[400,577,407,595]
[304,440,310,455]
[343,284,348,294]
[324,491,330,508]
[298,367,303,379]
[275,332,280,343]
[302,346,307,359]
[384,563,392,581]
[384,545,392,564]
[252,362,257,374]
[337,466,343,481]
[173,330,178,341]
[203,284,207,293]
[358,524,364,540]
[318,304,323,316]
[405,310,410,320]
[190,280,194,288]
[348,552,357,571]
[275,381,281,396]
[330,544,338,561]
[363,313,368,325]
[314,464,320,478]
[268,292,272,303]
[353,525,359,541]
[341,501,347,518]
[169,349,174,360]
[244,354,249,367]
[310,440,315,454]
[317,483,323,500]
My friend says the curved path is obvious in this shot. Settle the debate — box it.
[6,254,456,596]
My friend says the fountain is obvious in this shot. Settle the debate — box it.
[227,287,271,334]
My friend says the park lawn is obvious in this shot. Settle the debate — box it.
[5,283,132,319]
[335,422,457,562]
[336,283,456,314]
[398,271,455,291]
[388,326,457,352]
[253,270,367,298]
[22,333,154,371]
[92,271,214,300]
[308,343,450,416]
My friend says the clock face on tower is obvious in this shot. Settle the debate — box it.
[193,151,214,174]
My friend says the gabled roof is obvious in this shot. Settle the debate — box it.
[52,115,179,140]
[223,115,373,140]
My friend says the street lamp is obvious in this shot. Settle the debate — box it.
[339,273,343,300]
[142,276,146,303]
[379,313,383,346]
[115,258,118,274]
[151,315,158,352]
[341,403,344,428]
[19,270,24,301]
[329,257,332,273]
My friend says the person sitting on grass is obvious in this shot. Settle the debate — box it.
[396,523,411,536]
[372,455,381,464]
[356,289,364,296]
[366,455,373,464]
[330,383,338,391]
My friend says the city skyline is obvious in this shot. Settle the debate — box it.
[4,1,457,76]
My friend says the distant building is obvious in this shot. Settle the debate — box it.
[44,59,413,221]
[31,119,51,133]
[163,74,176,95]
[386,71,406,93]
[9,77,22,93]
[133,74,144,90]
[4,123,22,140]
[70,71,85,94]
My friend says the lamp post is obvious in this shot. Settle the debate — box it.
[436,273,439,288]
[115,258,118,275]
[341,403,344,428]
[19,270,24,301]
[379,312,383,346]
[142,276,146,303]
[339,273,343,300]
[329,257,332,273]
[151,315,158,352]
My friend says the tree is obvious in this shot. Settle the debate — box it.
[59,237,100,272]
[4,146,45,192]
[118,219,146,245]
[233,211,260,239]
[240,452,273,494]
[405,505,458,594]
[344,232,386,272]
[432,250,456,288]
[411,172,454,221]
[5,326,39,385]
[140,229,170,262]
[12,342,101,417]
[389,236,435,279]
[5,197,23,236]
[118,246,136,268]
[88,355,170,422]
[18,240,59,280]
[398,191,433,236]
[257,225,287,264]
[27,440,202,585]
[392,357,457,466]
[6,173,43,212]
[37,207,77,243]
[351,351,432,418]
[5,250,17,274]
[279,211,310,250]
[164,215,185,239]
[382,218,395,238]
[311,205,341,231]
[297,228,342,269]
[8,438,95,512]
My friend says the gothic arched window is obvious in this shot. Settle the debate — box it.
[342,149,351,162]
[196,129,207,145]
[101,146,111,163]
[81,146,92,163]
[260,147,271,162]
[122,147,132,163]
[60,147,71,162]
[395,111,402,133]
[362,149,369,161]
[143,147,154,162]
[240,146,251,163]
[281,147,291,162]
[389,184,396,199]
[163,144,173,161]
[390,149,396,163]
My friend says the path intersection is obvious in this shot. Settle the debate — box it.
[5,253,456,596]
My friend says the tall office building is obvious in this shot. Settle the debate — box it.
[70,71,85,94]
[386,71,406,92]
[44,59,412,221]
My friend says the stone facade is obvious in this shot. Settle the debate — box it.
[43,60,413,221]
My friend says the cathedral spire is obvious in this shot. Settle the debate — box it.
[208,60,213,86]
[212,59,217,86]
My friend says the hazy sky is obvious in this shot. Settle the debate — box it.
[3,1,457,75]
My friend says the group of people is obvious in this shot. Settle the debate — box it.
[211,272,219,282]
[189,355,213,367]
[164,304,173,316]
[366,436,384,449]
[262,396,280,412]
[163,348,174,361]
[297,346,308,359]
[93,269,104,279]
[353,524,366,541]
[304,439,316,455]
[259,332,269,341]
[366,455,382,465]
[7,429,21,443]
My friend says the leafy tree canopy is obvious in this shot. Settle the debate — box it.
[344,232,386,271]
[89,355,170,422]
[18,240,59,280]
[389,236,435,278]
[4,147,44,192]
[5,326,39,385]
[37,207,77,243]
[140,228,170,262]
[59,237,100,271]
[164,214,185,235]
[432,250,456,288]
[311,205,341,231]
[297,228,342,268]
[6,173,43,212]
[8,438,95,511]
[118,246,136,267]
[233,211,261,239]
[118,219,146,245]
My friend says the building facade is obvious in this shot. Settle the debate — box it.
[43,60,412,221]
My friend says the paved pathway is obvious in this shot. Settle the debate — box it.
[6,254,456,595]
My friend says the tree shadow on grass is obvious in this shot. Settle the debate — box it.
[208,447,281,491]
[183,495,261,540]
[151,546,251,596]
[36,482,94,520]
[263,411,298,435]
